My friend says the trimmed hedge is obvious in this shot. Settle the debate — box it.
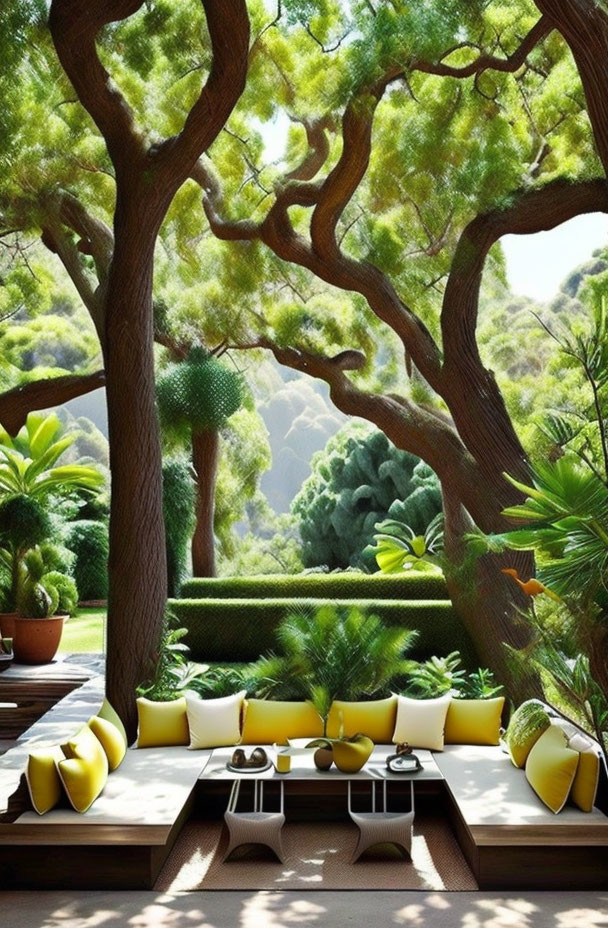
[169,597,478,669]
[180,573,448,601]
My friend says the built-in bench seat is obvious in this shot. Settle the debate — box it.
[2,683,608,889]
[435,744,608,889]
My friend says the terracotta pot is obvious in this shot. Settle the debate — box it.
[0,613,18,638]
[12,615,67,664]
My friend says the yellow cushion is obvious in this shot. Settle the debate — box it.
[25,746,65,815]
[525,724,579,814]
[505,700,551,768]
[136,697,189,748]
[97,697,128,749]
[326,696,397,743]
[568,734,600,813]
[444,697,505,745]
[392,694,451,751]
[57,725,109,813]
[241,699,323,745]
[88,716,127,771]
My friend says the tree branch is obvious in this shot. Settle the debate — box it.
[285,116,333,182]
[0,371,106,437]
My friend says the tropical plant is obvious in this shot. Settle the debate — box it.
[404,650,502,699]
[136,612,207,702]
[251,604,417,733]
[15,549,77,619]
[0,412,104,502]
[371,512,444,575]
[187,664,254,700]
[41,570,78,616]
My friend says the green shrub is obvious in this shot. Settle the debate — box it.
[169,596,478,668]
[180,572,448,600]
[66,520,108,600]
[163,456,195,598]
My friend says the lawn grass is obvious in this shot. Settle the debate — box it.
[58,607,106,654]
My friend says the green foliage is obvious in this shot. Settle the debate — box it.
[0,412,104,501]
[157,348,245,437]
[186,664,255,699]
[251,604,417,730]
[170,596,477,668]
[504,699,551,756]
[65,520,108,601]
[17,548,58,618]
[181,571,448,600]
[371,512,444,574]
[162,456,196,598]
[137,611,207,702]
[41,570,78,616]
[292,423,442,570]
[404,650,503,699]
[0,494,52,610]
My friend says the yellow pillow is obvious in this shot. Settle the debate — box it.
[58,725,109,813]
[88,716,127,771]
[568,734,600,813]
[241,699,323,745]
[25,746,66,815]
[326,696,397,743]
[136,697,189,748]
[444,697,505,745]
[525,724,579,814]
[505,700,551,768]
[97,697,128,749]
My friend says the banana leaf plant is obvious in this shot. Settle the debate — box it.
[371,512,444,574]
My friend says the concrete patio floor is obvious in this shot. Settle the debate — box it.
[3,890,608,928]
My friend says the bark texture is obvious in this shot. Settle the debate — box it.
[49,0,249,738]
[191,428,220,577]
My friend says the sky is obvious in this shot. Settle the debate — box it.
[497,213,608,302]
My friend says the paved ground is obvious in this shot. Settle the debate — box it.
[3,890,608,928]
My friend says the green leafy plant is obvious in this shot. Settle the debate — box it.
[371,512,444,575]
[187,664,253,699]
[137,611,208,701]
[0,494,52,611]
[41,571,78,616]
[0,412,104,501]
[405,650,502,699]
[65,520,108,601]
[17,549,58,618]
[251,603,417,733]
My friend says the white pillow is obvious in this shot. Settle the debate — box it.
[186,690,246,750]
[392,694,451,751]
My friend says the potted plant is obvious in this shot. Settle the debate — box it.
[0,495,51,638]
[12,549,78,664]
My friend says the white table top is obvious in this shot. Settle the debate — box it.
[200,745,444,781]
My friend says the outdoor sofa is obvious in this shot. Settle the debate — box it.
[1,681,607,890]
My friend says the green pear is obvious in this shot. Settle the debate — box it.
[331,733,374,773]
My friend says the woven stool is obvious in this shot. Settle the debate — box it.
[223,778,285,863]
[348,779,414,862]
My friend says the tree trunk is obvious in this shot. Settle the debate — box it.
[104,197,167,741]
[191,427,219,577]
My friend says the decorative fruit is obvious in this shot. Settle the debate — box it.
[314,746,334,770]
[331,733,374,773]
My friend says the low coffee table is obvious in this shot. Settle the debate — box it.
[200,745,444,861]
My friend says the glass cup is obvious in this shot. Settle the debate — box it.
[276,750,292,773]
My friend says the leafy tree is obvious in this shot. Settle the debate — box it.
[194,0,608,690]
[157,348,245,577]
[65,520,108,601]
[292,422,441,570]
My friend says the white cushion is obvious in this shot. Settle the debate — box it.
[392,694,451,751]
[185,691,245,750]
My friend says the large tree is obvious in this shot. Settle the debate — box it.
[190,0,608,688]
[23,0,250,735]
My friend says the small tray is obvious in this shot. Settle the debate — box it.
[226,760,273,774]
[386,753,423,774]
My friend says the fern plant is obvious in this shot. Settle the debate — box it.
[405,650,503,699]
[251,603,417,734]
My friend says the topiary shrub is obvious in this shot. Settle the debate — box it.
[66,520,108,600]
[291,423,442,571]
[42,570,78,615]
[180,572,449,600]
